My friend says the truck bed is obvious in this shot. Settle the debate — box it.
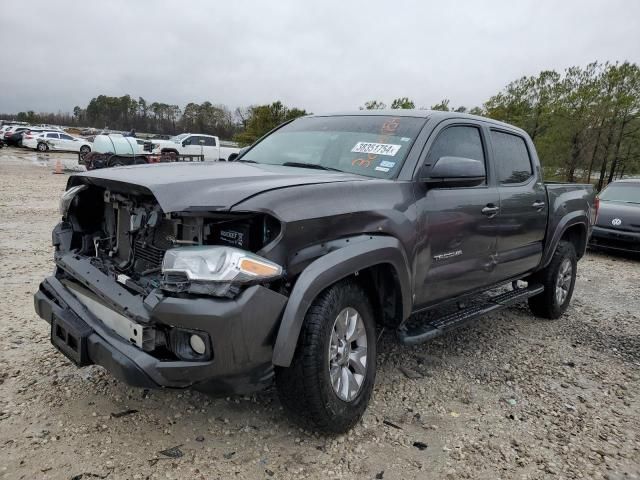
[543,182,595,261]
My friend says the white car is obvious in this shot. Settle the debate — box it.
[20,128,63,147]
[151,133,240,161]
[27,131,92,154]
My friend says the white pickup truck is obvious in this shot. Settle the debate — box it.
[151,133,240,161]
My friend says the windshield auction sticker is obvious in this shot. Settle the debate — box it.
[351,142,402,156]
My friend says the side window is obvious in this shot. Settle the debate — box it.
[426,125,486,179]
[490,131,533,184]
[59,134,73,140]
[46,133,60,139]
[182,136,193,145]
[203,136,217,147]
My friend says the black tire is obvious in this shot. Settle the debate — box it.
[37,142,48,152]
[527,240,577,319]
[107,155,127,168]
[275,280,376,433]
[79,145,91,155]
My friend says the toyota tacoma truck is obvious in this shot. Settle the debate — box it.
[34,111,595,433]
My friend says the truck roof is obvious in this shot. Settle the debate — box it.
[309,109,527,136]
[180,133,217,137]
[610,178,640,184]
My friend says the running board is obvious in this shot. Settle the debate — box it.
[397,284,544,346]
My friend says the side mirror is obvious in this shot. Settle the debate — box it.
[421,156,485,187]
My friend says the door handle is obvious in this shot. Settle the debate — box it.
[532,201,546,209]
[481,205,499,216]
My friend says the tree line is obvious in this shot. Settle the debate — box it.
[2,61,638,187]
[361,62,640,188]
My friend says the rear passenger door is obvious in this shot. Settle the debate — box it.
[45,132,61,149]
[202,136,219,160]
[490,129,548,280]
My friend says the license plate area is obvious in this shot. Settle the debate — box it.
[51,314,93,366]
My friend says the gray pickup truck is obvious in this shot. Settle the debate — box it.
[34,110,595,433]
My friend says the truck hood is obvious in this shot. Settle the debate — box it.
[149,139,177,149]
[69,161,368,212]
[596,201,640,232]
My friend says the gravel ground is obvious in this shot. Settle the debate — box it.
[1,146,639,480]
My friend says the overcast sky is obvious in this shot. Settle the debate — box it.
[1,0,639,115]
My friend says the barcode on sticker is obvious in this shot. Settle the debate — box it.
[351,142,402,156]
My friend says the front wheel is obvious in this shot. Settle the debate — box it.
[528,240,577,319]
[275,280,376,433]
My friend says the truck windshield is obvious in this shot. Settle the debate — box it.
[599,183,640,204]
[241,115,426,179]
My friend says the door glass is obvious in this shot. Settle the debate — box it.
[203,136,216,146]
[490,131,533,184]
[46,133,60,139]
[426,125,486,182]
[59,134,74,140]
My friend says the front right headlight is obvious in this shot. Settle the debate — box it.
[161,246,283,297]
[59,185,87,217]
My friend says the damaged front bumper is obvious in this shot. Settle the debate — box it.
[34,254,288,394]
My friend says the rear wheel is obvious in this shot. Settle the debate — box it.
[79,145,91,155]
[37,142,48,152]
[528,240,577,319]
[275,280,376,433]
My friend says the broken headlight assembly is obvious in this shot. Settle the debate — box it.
[161,246,283,297]
[59,185,87,217]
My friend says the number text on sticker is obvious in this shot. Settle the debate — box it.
[351,142,402,157]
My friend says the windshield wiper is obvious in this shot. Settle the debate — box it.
[281,161,343,172]
[236,159,258,163]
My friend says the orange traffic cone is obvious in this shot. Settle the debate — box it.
[53,158,63,174]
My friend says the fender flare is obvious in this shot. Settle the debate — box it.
[541,211,589,268]
[272,236,412,367]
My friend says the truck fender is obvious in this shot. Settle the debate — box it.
[541,211,589,268]
[272,236,412,367]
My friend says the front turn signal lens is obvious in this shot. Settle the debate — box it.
[239,258,281,277]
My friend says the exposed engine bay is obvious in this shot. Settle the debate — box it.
[65,185,282,298]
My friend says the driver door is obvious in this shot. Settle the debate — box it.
[183,135,205,158]
[413,122,500,306]
[58,133,77,151]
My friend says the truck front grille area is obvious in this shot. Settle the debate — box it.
[134,239,166,268]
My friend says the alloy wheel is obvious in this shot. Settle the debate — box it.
[555,258,573,305]
[328,307,368,402]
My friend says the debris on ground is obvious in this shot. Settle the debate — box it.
[1,151,639,480]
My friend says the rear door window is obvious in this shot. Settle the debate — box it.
[46,133,60,139]
[490,131,533,184]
